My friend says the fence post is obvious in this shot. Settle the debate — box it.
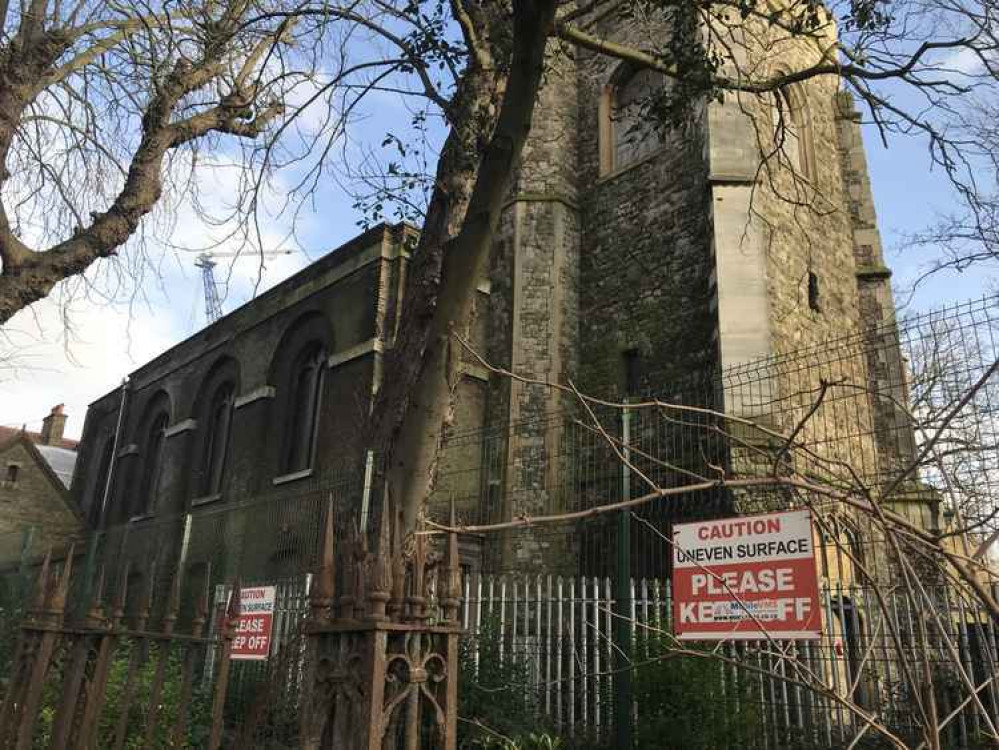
[301,495,461,749]
[208,578,240,750]
[614,405,634,749]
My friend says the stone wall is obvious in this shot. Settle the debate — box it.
[478,42,583,572]
[575,16,718,400]
[0,440,81,563]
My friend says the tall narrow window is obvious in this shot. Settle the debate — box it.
[623,348,642,396]
[202,383,235,496]
[5,464,18,483]
[138,413,168,516]
[611,68,665,171]
[283,345,326,474]
[771,86,811,178]
[808,271,822,312]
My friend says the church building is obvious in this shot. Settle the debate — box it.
[70,11,915,579]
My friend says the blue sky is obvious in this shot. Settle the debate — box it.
[0,80,993,440]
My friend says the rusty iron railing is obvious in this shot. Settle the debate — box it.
[291,498,462,750]
[0,546,240,750]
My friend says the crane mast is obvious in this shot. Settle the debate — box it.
[193,249,294,324]
[194,254,223,323]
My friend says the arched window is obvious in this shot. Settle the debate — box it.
[770,85,812,179]
[137,412,169,517]
[282,344,327,474]
[201,383,235,496]
[607,67,666,172]
[88,437,115,528]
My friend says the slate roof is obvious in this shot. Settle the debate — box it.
[34,444,78,489]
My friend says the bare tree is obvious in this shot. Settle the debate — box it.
[439,330,999,750]
[1,0,998,530]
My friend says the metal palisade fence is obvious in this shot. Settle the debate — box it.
[454,573,999,748]
[196,570,998,749]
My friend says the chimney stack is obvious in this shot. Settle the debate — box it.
[41,404,67,446]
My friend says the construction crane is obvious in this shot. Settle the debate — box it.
[194,249,294,324]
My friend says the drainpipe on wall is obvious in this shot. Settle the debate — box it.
[83,378,130,613]
[99,377,131,524]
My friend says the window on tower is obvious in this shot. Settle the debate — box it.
[604,66,667,174]
[770,85,812,179]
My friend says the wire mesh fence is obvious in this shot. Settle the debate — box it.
[0,296,998,747]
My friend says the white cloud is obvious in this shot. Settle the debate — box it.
[0,159,322,439]
[0,282,181,440]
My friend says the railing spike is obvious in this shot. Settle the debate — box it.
[31,547,53,613]
[309,498,336,625]
[192,561,212,636]
[353,515,368,619]
[162,564,183,635]
[388,504,406,621]
[110,559,130,630]
[85,564,108,628]
[49,543,76,618]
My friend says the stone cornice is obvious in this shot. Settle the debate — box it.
[164,419,197,438]
[503,192,579,212]
[328,338,384,369]
[855,264,892,281]
[235,386,276,409]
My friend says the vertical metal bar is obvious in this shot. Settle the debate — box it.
[500,578,507,663]
[47,634,93,750]
[462,573,470,631]
[834,585,854,733]
[756,646,770,750]
[592,575,601,739]
[474,574,483,672]
[534,577,541,703]
[555,577,562,730]
[956,593,982,739]
[615,403,634,748]
[208,583,239,750]
[984,595,999,722]
[581,576,589,734]
[14,631,59,750]
[641,578,649,659]
[569,577,576,736]
[511,579,519,670]
[604,576,614,743]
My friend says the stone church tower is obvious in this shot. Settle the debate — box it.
[461,9,911,572]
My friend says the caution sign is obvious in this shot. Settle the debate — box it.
[672,509,821,641]
[231,586,276,660]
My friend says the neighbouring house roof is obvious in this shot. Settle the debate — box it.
[34,444,78,489]
[0,430,79,492]
[0,425,78,451]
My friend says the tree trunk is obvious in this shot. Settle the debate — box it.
[369,0,559,532]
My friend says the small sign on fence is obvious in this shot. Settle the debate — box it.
[231,585,277,660]
[672,509,822,641]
